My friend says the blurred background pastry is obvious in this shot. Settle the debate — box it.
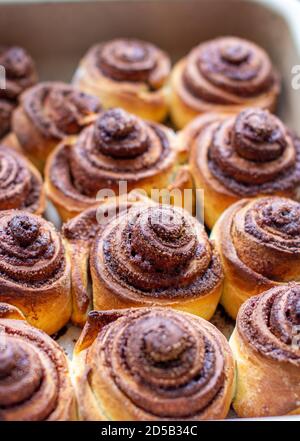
[11,81,101,171]
[170,36,280,128]
[0,144,45,213]
[0,46,37,139]
[73,38,170,122]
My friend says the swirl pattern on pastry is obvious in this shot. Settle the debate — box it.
[0,312,75,420]
[0,211,65,286]
[74,308,234,420]
[18,82,101,139]
[225,196,300,281]
[0,145,44,213]
[180,37,278,108]
[92,204,222,301]
[191,108,300,197]
[46,108,176,219]
[237,284,300,365]
[0,46,37,137]
[80,39,170,89]
[0,46,37,101]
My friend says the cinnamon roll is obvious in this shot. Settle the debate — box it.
[0,144,44,214]
[62,192,152,326]
[12,82,101,171]
[211,196,300,319]
[230,284,300,417]
[73,307,235,420]
[0,46,37,138]
[73,39,170,122]
[0,302,76,420]
[45,107,177,221]
[186,108,300,228]
[170,36,280,128]
[0,211,71,334]
[64,201,223,320]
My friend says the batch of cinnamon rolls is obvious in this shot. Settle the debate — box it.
[0,36,299,421]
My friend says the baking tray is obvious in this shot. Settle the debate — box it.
[1,0,300,420]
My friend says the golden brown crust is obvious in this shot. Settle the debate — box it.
[12,82,101,171]
[211,196,300,318]
[45,108,178,221]
[0,310,76,420]
[0,46,37,138]
[73,39,170,122]
[0,211,71,334]
[187,108,300,229]
[73,307,235,420]
[0,302,25,320]
[230,284,300,417]
[90,202,223,319]
[0,144,45,214]
[170,36,280,128]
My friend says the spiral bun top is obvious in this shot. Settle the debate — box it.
[0,145,43,213]
[19,82,101,140]
[88,39,170,89]
[0,312,74,420]
[76,307,234,419]
[238,284,300,366]
[0,46,37,137]
[180,37,279,107]
[191,108,300,197]
[92,204,222,300]
[0,46,37,101]
[48,108,176,206]
[0,211,65,287]
[222,196,300,282]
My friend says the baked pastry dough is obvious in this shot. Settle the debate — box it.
[211,196,300,318]
[45,108,178,221]
[0,144,45,214]
[230,284,300,417]
[185,108,300,228]
[63,197,223,324]
[0,211,71,334]
[170,36,280,128]
[0,302,76,420]
[11,81,101,170]
[0,46,37,138]
[73,38,170,122]
[73,307,235,420]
